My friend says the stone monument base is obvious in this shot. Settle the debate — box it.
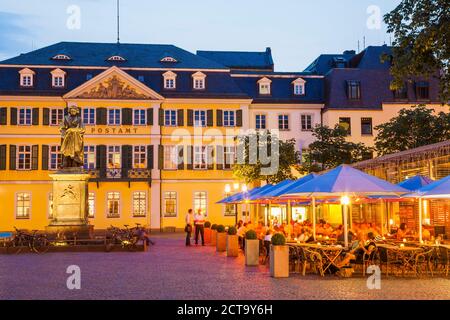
[48,169,91,238]
[45,224,94,239]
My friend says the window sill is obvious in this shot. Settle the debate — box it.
[107,215,121,219]
[133,215,146,218]
[163,215,177,218]
[15,217,30,220]
[361,133,373,136]
[301,129,313,132]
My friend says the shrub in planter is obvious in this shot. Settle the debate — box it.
[270,233,289,278]
[210,224,218,246]
[227,226,237,235]
[245,230,259,266]
[216,225,227,252]
[227,226,239,257]
[204,221,212,243]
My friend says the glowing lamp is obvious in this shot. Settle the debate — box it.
[233,183,240,191]
[340,195,350,206]
[224,184,231,194]
[403,238,407,243]
[400,244,405,248]
[241,184,248,192]
[389,219,394,226]
[317,243,321,246]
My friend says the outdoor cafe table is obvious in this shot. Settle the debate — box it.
[292,243,344,274]
[377,243,423,274]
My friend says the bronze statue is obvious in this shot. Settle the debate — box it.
[60,105,85,168]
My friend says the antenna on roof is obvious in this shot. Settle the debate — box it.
[357,40,360,53]
[363,36,366,49]
[116,0,120,44]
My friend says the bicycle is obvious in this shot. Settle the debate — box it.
[7,227,50,254]
[106,224,139,252]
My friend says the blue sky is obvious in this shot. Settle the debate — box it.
[0,0,400,70]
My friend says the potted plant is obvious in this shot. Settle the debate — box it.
[226,226,239,257]
[204,221,212,244]
[244,230,259,266]
[210,224,218,246]
[216,225,227,252]
[270,233,289,278]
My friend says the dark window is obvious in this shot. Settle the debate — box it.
[339,117,351,135]
[346,80,361,100]
[416,81,430,100]
[393,86,408,99]
[361,117,372,135]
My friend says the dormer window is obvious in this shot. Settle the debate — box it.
[292,78,306,95]
[192,72,206,90]
[107,55,126,62]
[51,68,66,88]
[257,77,272,95]
[52,54,71,60]
[160,56,178,63]
[163,71,177,89]
[19,68,35,87]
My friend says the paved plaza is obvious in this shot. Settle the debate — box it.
[0,233,449,300]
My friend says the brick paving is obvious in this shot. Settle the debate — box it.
[0,233,449,300]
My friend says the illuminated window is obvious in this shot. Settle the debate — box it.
[193,191,207,215]
[84,145,96,169]
[339,117,351,135]
[164,191,177,217]
[16,192,31,219]
[194,146,207,170]
[107,146,121,168]
[224,203,236,216]
[106,192,120,218]
[133,145,147,169]
[132,192,147,217]
[88,192,95,218]
[163,145,178,170]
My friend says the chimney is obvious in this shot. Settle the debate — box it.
[343,50,356,55]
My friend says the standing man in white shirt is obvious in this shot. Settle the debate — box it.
[185,209,194,246]
[194,209,206,246]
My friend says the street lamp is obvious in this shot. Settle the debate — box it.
[225,184,231,194]
[233,183,240,191]
[340,195,351,248]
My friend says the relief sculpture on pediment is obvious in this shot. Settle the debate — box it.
[77,75,147,99]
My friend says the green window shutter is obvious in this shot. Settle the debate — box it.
[207,109,213,127]
[236,110,243,127]
[216,110,223,127]
[177,145,184,170]
[96,108,107,125]
[31,145,39,170]
[187,109,193,126]
[158,145,164,170]
[0,145,6,170]
[0,108,7,125]
[207,145,214,170]
[42,145,49,170]
[96,145,107,177]
[43,108,50,126]
[216,145,224,170]
[147,145,154,169]
[177,109,184,126]
[10,108,17,125]
[32,108,39,125]
[158,108,164,126]
[186,145,193,170]
[122,108,132,125]
[121,145,133,169]
[147,108,154,125]
[9,145,16,170]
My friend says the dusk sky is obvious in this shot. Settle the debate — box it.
[0,0,400,71]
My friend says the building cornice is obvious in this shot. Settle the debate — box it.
[249,103,324,109]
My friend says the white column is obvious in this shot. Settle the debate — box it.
[240,104,250,130]
[150,180,161,231]
[418,198,423,242]
[312,197,316,240]
[343,204,348,248]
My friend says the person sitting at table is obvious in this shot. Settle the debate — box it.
[246,221,254,231]
[367,222,380,237]
[298,228,310,243]
[337,232,377,268]
[422,227,431,241]
[255,221,263,238]
[396,223,408,240]
[337,230,354,244]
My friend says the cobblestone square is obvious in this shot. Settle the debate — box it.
[0,233,449,300]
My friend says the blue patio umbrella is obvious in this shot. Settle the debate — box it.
[416,175,450,199]
[216,186,263,204]
[282,165,408,247]
[260,173,317,198]
[398,175,434,191]
[249,179,294,201]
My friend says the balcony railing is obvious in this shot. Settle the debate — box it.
[86,168,151,182]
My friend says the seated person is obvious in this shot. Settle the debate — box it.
[337,232,376,268]
[422,227,431,241]
[237,223,248,248]
[396,223,408,240]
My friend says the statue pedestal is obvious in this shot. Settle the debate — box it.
[47,169,92,238]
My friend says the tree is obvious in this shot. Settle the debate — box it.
[374,105,450,155]
[304,125,373,171]
[232,131,301,184]
[383,0,450,103]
